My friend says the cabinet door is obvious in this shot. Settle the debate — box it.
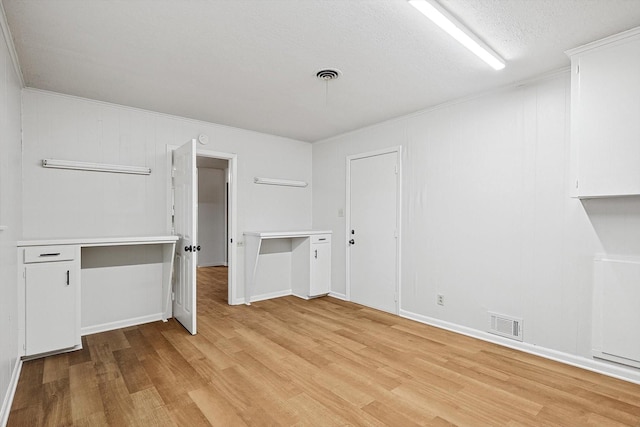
[572,36,640,197]
[26,262,78,355]
[310,242,331,297]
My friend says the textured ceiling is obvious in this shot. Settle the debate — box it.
[3,0,640,142]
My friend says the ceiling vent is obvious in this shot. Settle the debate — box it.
[316,69,341,81]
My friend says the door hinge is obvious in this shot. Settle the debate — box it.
[576,64,580,74]
[171,292,175,301]
[171,167,176,178]
[575,180,579,189]
[394,164,398,174]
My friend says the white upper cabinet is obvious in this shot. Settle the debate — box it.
[567,28,640,198]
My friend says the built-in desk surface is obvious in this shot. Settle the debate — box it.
[244,230,332,304]
[18,235,179,247]
[17,235,179,357]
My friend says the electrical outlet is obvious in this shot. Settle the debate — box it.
[437,294,445,306]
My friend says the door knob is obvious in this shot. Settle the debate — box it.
[196,245,201,252]
[349,239,355,245]
[184,245,192,252]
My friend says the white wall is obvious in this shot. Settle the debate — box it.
[21,89,312,320]
[313,72,640,382]
[198,167,226,267]
[0,16,23,424]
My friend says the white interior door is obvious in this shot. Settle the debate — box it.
[348,150,399,314]
[173,139,197,334]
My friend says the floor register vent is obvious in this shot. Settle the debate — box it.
[488,312,523,341]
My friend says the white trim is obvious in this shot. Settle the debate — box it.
[315,68,569,145]
[345,146,402,314]
[400,309,640,386]
[81,313,164,336]
[0,358,22,427]
[167,144,239,307]
[24,88,305,143]
[566,26,640,56]
[239,289,293,305]
[0,2,25,87]
[328,292,347,301]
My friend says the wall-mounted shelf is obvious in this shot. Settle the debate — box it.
[42,159,151,175]
[254,177,307,187]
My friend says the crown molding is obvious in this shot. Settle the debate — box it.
[0,1,25,87]
[566,26,640,57]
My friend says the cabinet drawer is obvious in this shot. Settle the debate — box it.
[24,246,76,263]
[311,234,331,244]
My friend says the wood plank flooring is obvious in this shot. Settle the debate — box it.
[8,266,640,426]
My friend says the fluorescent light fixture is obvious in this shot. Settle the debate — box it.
[408,0,505,70]
[42,159,151,175]
[254,177,308,187]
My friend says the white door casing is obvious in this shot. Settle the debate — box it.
[347,147,401,314]
[173,139,197,334]
[167,144,239,306]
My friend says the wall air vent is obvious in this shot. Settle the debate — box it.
[488,311,523,341]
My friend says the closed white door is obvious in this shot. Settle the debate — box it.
[173,139,197,334]
[348,150,399,314]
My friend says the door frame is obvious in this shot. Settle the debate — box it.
[167,143,239,306]
[345,146,402,313]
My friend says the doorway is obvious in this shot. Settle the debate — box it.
[196,157,228,268]
[168,142,239,334]
[346,147,401,314]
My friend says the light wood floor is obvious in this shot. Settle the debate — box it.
[8,267,640,426]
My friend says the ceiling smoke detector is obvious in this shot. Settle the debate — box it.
[316,69,341,81]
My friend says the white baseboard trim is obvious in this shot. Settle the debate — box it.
[328,292,347,301]
[1,357,23,427]
[237,289,293,305]
[81,313,164,336]
[400,309,640,385]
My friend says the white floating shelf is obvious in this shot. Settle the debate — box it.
[42,159,151,175]
[254,177,307,187]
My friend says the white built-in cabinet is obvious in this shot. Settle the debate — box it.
[567,27,640,198]
[292,233,331,299]
[22,246,81,356]
[309,235,331,297]
[244,231,332,303]
[18,236,177,358]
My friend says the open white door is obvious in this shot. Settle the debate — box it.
[173,139,197,334]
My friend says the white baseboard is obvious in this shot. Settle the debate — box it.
[328,292,347,301]
[1,357,23,427]
[81,313,164,336]
[400,309,640,385]
[236,289,293,305]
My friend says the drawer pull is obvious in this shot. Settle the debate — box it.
[66,270,70,286]
[318,238,327,241]
[39,253,61,257]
